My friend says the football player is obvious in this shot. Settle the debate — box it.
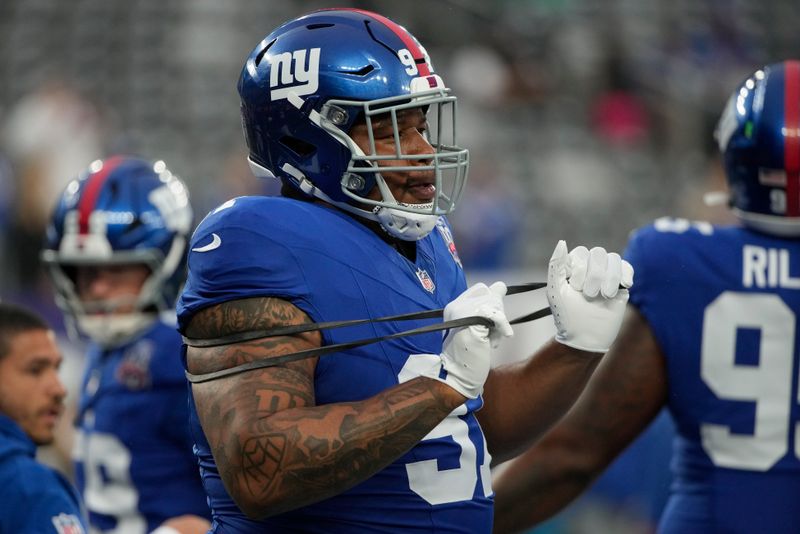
[493,60,800,534]
[177,8,633,533]
[42,156,211,533]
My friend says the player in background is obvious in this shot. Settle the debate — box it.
[41,156,211,534]
[492,60,800,534]
[0,301,88,533]
[177,8,633,533]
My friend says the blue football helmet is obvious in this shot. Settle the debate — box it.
[238,8,469,240]
[42,156,193,347]
[716,60,800,236]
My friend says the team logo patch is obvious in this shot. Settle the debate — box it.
[115,340,154,390]
[269,47,320,101]
[52,513,85,534]
[416,268,436,293]
[436,220,463,269]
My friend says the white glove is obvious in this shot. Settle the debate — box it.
[418,282,513,399]
[547,240,634,353]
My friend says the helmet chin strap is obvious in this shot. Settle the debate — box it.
[251,158,440,241]
[369,177,439,240]
[294,163,439,241]
[372,204,439,241]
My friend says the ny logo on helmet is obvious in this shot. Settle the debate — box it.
[270,48,321,101]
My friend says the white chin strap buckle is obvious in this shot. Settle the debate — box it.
[374,205,439,241]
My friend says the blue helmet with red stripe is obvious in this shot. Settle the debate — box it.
[716,60,800,236]
[238,8,469,240]
[42,156,193,346]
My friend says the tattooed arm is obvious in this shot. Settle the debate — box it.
[185,296,466,519]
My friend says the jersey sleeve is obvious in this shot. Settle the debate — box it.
[624,224,670,316]
[177,198,311,331]
[624,218,720,359]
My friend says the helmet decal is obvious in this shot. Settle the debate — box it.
[784,60,799,216]
[337,9,433,76]
[269,48,321,101]
[77,155,126,235]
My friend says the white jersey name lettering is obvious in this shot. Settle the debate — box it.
[743,245,800,289]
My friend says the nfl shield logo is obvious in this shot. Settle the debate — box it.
[116,340,153,390]
[436,220,463,269]
[416,268,436,293]
[52,513,85,534]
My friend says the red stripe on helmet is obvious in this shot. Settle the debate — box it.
[334,8,432,76]
[785,60,800,216]
[77,156,126,234]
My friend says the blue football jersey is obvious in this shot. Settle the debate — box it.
[0,415,88,533]
[73,319,210,533]
[177,196,491,533]
[626,217,800,534]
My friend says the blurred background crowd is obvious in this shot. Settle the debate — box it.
[0,0,797,532]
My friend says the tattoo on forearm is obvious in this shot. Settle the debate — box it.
[186,297,456,515]
[230,378,453,509]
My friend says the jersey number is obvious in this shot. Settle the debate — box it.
[74,430,145,532]
[398,355,492,504]
[700,292,797,470]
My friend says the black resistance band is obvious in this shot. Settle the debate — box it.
[184,282,551,383]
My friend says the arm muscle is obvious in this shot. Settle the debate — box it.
[185,297,464,518]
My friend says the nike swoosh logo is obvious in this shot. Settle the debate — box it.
[192,233,221,252]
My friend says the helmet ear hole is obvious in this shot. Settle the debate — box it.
[122,217,143,236]
[62,265,78,286]
[280,136,316,158]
